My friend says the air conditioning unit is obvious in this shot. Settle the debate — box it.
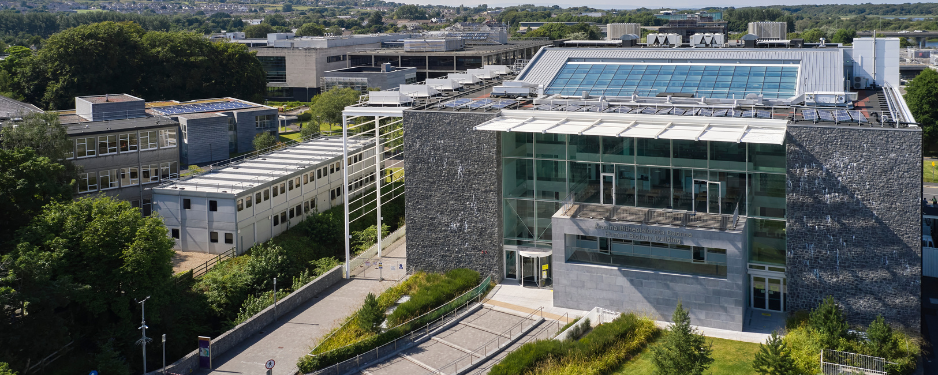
[852,76,869,90]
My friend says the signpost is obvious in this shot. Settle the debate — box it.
[198,336,212,369]
[266,359,276,375]
[378,261,383,281]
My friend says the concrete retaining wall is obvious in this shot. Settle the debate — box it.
[152,265,344,375]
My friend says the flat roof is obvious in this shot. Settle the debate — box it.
[351,39,550,56]
[152,136,372,196]
[63,115,177,134]
[78,94,143,103]
[147,98,270,116]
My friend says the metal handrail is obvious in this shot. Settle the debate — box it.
[465,316,565,375]
[426,306,544,375]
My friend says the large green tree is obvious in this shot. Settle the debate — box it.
[243,23,274,38]
[13,21,266,109]
[0,112,72,161]
[308,87,361,127]
[0,147,73,253]
[753,331,800,375]
[296,22,325,37]
[651,302,714,375]
[0,196,175,373]
[905,68,938,148]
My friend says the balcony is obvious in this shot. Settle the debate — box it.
[559,203,743,232]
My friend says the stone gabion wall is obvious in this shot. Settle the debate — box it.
[786,125,921,331]
[403,110,503,280]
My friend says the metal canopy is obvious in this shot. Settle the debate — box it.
[474,110,788,145]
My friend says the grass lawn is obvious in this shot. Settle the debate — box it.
[385,167,404,183]
[614,337,761,375]
[320,123,343,133]
[925,159,938,183]
[280,132,302,142]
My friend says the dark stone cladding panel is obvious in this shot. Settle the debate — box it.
[404,110,503,281]
[786,125,921,331]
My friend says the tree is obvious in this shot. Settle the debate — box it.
[368,11,384,26]
[809,296,848,349]
[393,4,427,20]
[651,301,714,375]
[800,28,827,43]
[0,362,15,375]
[296,22,325,37]
[865,316,898,359]
[309,87,361,126]
[282,3,293,12]
[253,131,277,151]
[830,28,856,44]
[243,23,274,38]
[300,122,320,139]
[753,331,800,375]
[905,68,938,148]
[0,196,175,373]
[0,112,71,161]
[0,147,74,253]
[357,292,384,333]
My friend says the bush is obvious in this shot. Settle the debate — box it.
[753,331,799,375]
[490,339,566,375]
[809,296,849,349]
[651,302,713,375]
[232,290,291,326]
[565,318,590,341]
[0,362,16,375]
[357,293,384,333]
[386,268,479,326]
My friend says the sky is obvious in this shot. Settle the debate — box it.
[395,0,921,10]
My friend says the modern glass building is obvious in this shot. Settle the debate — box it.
[403,38,922,332]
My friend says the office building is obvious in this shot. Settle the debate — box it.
[402,38,920,332]
[748,22,789,40]
[607,23,641,40]
[152,137,375,254]
[322,65,418,93]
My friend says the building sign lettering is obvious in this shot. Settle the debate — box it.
[595,223,691,244]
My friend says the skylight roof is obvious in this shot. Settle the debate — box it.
[544,62,800,99]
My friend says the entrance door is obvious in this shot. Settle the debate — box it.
[521,256,537,286]
[505,250,517,279]
[708,182,721,214]
[693,180,708,213]
[601,173,615,205]
[751,275,785,312]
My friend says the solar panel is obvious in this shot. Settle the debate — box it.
[699,108,714,117]
[605,106,632,114]
[683,108,700,116]
[853,110,868,123]
[534,104,556,111]
[655,108,672,115]
[490,100,516,109]
[670,108,687,116]
[756,110,773,119]
[155,101,253,115]
[641,107,658,115]
[563,105,583,112]
[582,105,604,113]
[742,110,757,118]
[801,109,817,121]
[628,107,644,114]
[834,110,852,122]
[818,110,835,122]
[713,109,728,117]
[467,99,493,109]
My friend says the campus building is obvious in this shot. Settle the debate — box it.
[403,38,921,332]
[151,137,375,254]
[322,65,418,93]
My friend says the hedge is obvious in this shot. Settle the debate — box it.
[386,268,480,326]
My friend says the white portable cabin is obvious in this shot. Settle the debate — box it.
[483,65,512,75]
[425,78,461,91]
[466,68,497,79]
[398,84,440,98]
[368,91,414,106]
[448,73,481,85]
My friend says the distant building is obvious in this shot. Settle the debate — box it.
[322,65,417,93]
[607,23,641,41]
[748,22,788,40]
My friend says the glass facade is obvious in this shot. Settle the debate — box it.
[257,56,286,83]
[545,63,800,99]
[502,132,787,271]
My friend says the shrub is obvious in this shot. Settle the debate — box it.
[809,296,849,349]
[0,362,16,375]
[651,302,714,375]
[564,318,590,341]
[490,339,565,375]
[245,241,289,292]
[385,268,479,326]
[753,331,799,375]
[232,289,291,326]
[558,317,581,334]
[863,316,919,375]
[194,256,252,320]
[357,293,384,333]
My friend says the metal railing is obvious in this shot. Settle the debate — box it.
[306,276,492,375]
[465,316,566,375]
[174,247,236,285]
[347,226,406,278]
[570,203,740,231]
[424,306,544,375]
[821,349,892,375]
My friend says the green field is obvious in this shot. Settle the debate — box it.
[925,159,938,183]
[614,337,761,375]
[280,132,302,143]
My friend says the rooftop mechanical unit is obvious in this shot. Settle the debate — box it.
[690,33,725,47]
[647,33,682,47]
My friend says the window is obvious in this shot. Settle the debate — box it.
[66,139,75,159]
[99,169,119,190]
[304,201,309,213]
[280,212,286,223]
[142,164,160,183]
[181,124,188,142]
[296,204,301,216]
[209,200,217,211]
[255,192,262,205]
[279,183,285,194]
[272,186,279,198]
[303,174,309,185]
[263,190,269,201]
[255,114,275,129]
[120,167,139,186]
[288,180,294,191]
[225,233,233,244]
[273,215,280,226]
[183,199,191,209]
[140,131,158,150]
[160,162,179,180]
[76,137,96,158]
[330,164,335,174]
[246,195,253,208]
[97,135,118,155]
[294,177,300,189]
[78,172,98,193]
[289,207,295,218]
[330,189,335,200]
[238,199,244,211]
[310,198,316,211]
[210,231,219,243]
[317,169,322,179]
[159,129,177,148]
[120,133,138,152]
[327,55,347,63]
[257,56,286,83]
[171,228,180,239]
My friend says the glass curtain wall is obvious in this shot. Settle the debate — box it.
[502,132,787,266]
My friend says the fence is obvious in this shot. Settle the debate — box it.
[347,226,406,278]
[174,247,236,286]
[428,306,544,375]
[465,317,566,375]
[821,349,891,375]
[305,275,492,374]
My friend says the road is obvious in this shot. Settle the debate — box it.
[198,239,407,375]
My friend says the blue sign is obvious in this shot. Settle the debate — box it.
[90,371,98,375]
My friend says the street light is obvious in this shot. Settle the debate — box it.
[136,296,152,374]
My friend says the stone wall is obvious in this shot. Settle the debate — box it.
[786,125,921,331]
[150,265,344,375]
[403,110,503,280]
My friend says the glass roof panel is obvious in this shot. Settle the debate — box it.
[544,62,800,99]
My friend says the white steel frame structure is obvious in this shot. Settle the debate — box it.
[341,106,406,278]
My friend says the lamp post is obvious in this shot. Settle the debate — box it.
[136,296,152,374]
[161,334,166,375]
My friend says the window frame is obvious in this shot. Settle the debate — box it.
[209,200,218,212]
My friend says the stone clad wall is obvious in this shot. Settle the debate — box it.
[786,125,921,330]
[403,110,503,280]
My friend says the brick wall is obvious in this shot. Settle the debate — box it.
[786,125,921,331]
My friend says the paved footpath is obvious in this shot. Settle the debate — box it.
[198,239,407,375]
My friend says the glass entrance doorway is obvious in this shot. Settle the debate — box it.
[693,180,722,214]
[751,274,785,312]
[601,173,615,205]
[517,250,552,288]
